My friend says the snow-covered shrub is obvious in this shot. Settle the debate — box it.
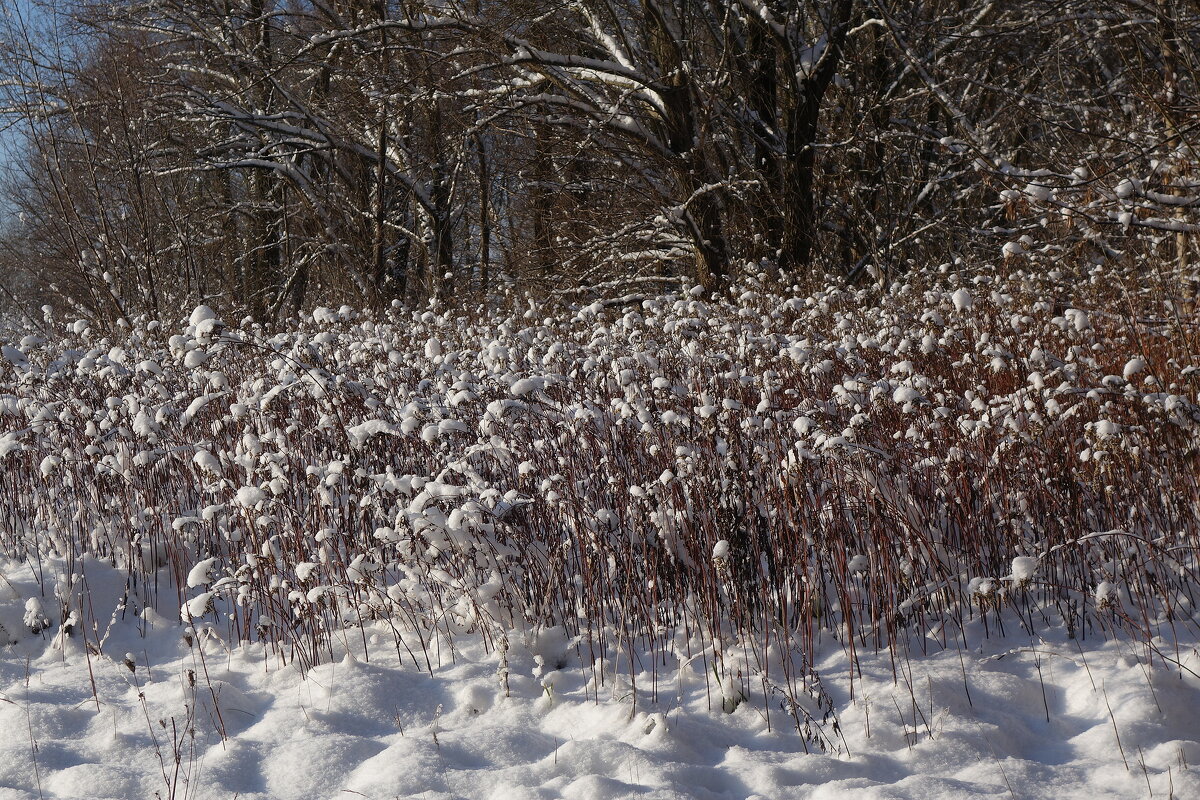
[0,264,1197,743]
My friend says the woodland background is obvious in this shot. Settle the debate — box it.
[0,0,1197,323]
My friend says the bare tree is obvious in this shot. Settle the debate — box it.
[3,0,1197,321]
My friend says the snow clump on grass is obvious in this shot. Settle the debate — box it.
[0,264,1196,742]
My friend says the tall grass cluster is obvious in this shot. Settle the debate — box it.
[1,264,1198,750]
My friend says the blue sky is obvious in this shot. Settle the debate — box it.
[0,0,45,219]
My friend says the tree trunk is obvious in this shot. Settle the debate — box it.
[646,2,729,287]
[777,0,855,275]
[477,132,491,297]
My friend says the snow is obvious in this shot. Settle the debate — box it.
[967,576,996,597]
[1023,181,1053,202]
[892,386,923,405]
[346,418,398,447]
[0,433,22,458]
[1,275,1198,799]
[510,377,544,397]
[0,556,1196,800]
[181,590,214,620]
[1,344,27,367]
[190,305,219,327]
[1122,357,1146,380]
[184,348,210,368]
[193,449,223,476]
[235,486,267,507]
[187,557,219,588]
[1009,556,1038,585]
[1001,240,1025,258]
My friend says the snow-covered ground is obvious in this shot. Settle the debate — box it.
[1,557,1196,800]
[1,282,1198,798]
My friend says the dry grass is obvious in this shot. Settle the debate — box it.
[1,262,1197,750]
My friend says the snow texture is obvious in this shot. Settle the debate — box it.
[0,557,1197,800]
